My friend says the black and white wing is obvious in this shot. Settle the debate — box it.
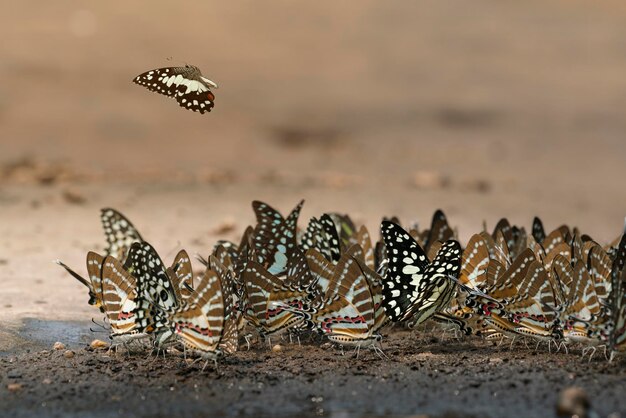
[380,221,430,321]
[133,65,217,114]
[100,208,143,263]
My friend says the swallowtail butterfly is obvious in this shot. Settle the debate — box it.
[380,221,461,324]
[170,258,238,364]
[241,260,308,337]
[100,255,148,342]
[133,65,217,114]
[281,249,385,349]
[126,241,181,347]
[251,200,303,275]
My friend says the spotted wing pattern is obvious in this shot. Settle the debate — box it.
[125,242,180,345]
[133,65,217,114]
[101,208,143,263]
[381,221,462,324]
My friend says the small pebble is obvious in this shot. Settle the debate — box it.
[7,383,23,392]
[53,342,65,350]
[272,344,282,353]
[42,378,52,385]
[64,350,75,359]
[90,339,109,350]
[557,386,593,418]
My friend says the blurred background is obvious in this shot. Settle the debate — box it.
[1,1,626,332]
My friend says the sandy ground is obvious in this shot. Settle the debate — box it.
[1,0,626,416]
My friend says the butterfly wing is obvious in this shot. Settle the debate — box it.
[100,208,143,263]
[380,221,429,321]
[252,200,303,275]
[171,267,224,353]
[133,65,216,114]
[101,256,141,338]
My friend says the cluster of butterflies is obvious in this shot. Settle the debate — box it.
[56,201,626,368]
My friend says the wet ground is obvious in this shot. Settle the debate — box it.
[2,322,625,418]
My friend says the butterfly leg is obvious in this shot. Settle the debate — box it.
[244,334,252,351]
[496,335,504,347]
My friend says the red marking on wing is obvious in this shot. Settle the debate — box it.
[118,311,134,320]
[174,321,212,337]
[266,300,304,320]
[321,315,366,333]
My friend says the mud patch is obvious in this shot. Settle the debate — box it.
[1,328,624,418]
[1,319,95,356]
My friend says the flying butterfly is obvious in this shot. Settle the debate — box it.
[133,64,218,114]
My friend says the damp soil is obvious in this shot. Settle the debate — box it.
[1,327,625,418]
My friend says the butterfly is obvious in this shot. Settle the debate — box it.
[100,255,148,342]
[380,221,462,325]
[101,208,144,263]
[282,248,386,351]
[241,260,309,339]
[300,215,342,263]
[251,200,303,275]
[424,209,456,254]
[126,242,181,347]
[169,257,238,364]
[168,249,195,301]
[327,213,358,251]
[133,64,217,114]
[610,262,626,359]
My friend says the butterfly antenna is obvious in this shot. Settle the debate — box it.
[195,253,209,267]
[54,259,91,288]
[89,317,109,333]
